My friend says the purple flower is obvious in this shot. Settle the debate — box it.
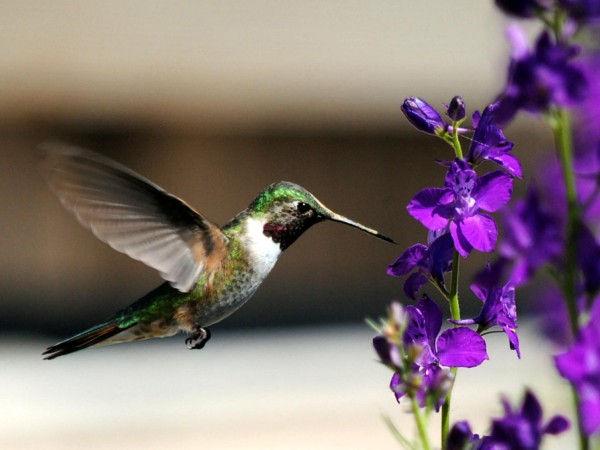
[407,159,513,257]
[452,280,521,358]
[404,297,488,369]
[484,390,570,449]
[373,298,488,411]
[499,183,563,285]
[446,421,483,450]
[390,364,454,412]
[555,300,600,435]
[387,230,454,298]
[497,27,588,123]
[401,97,448,136]
[467,103,522,178]
[495,0,548,18]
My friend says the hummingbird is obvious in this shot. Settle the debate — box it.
[41,146,394,359]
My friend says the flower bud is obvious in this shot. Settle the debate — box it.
[446,96,466,122]
[401,97,447,136]
[446,421,477,450]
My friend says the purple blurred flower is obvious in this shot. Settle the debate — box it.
[573,56,600,172]
[577,222,600,294]
[467,103,522,178]
[390,364,453,412]
[560,0,600,21]
[555,300,600,435]
[387,230,454,299]
[484,390,570,449]
[402,97,448,136]
[497,27,588,124]
[452,280,521,358]
[407,159,513,257]
[373,298,488,411]
[533,287,573,347]
[500,183,563,285]
[495,0,548,18]
[446,421,483,450]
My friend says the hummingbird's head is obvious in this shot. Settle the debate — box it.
[248,181,395,251]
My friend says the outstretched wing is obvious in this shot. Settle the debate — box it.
[41,145,229,293]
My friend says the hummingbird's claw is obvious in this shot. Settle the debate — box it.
[186,327,212,350]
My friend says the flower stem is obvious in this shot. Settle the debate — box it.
[441,368,457,449]
[452,122,464,159]
[411,396,432,450]
[553,107,580,338]
[553,107,588,450]
[448,250,462,322]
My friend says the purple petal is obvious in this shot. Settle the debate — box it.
[448,318,477,325]
[417,296,443,346]
[428,232,455,282]
[489,153,523,178]
[503,325,521,359]
[407,188,454,230]
[555,350,586,384]
[437,327,489,368]
[473,171,514,212]
[543,416,570,435]
[577,223,600,293]
[373,335,402,367]
[390,372,406,403]
[459,214,498,253]
[450,221,473,257]
[521,390,543,426]
[387,244,427,276]
[470,283,488,302]
[404,272,428,300]
[404,306,438,367]
[507,25,531,59]
[446,421,476,450]
[554,327,596,383]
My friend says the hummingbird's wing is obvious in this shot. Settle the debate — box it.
[41,145,229,293]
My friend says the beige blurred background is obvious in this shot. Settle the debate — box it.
[0,2,567,449]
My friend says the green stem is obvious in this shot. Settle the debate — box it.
[440,368,458,449]
[553,107,588,450]
[553,108,580,338]
[572,385,590,450]
[448,250,461,322]
[452,122,464,159]
[441,123,465,450]
[411,396,432,450]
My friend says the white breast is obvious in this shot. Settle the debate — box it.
[243,217,282,279]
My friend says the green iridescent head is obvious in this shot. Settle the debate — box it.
[246,181,394,250]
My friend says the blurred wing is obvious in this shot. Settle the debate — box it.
[41,145,229,293]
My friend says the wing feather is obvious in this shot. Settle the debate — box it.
[41,145,228,292]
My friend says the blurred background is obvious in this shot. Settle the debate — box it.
[1,2,570,449]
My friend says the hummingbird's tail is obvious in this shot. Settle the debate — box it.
[43,322,130,360]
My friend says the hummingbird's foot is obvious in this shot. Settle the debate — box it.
[185,327,211,350]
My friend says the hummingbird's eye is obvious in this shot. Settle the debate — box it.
[296,201,311,214]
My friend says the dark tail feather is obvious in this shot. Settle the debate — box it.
[43,322,127,360]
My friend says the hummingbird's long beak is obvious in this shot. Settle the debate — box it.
[326,211,396,244]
